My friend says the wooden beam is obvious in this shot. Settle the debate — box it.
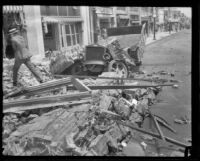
[67,84,174,90]
[4,77,71,98]
[4,99,91,113]
[151,114,166,141]
[54,74,157,82]
[116,120,190,148]
[155,116,177,134]
[3,91,91,112]
[71,77,92,92]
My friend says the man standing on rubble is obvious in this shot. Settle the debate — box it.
[7,27,44,87]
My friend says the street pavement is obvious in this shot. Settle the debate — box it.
[141,29,191,154]
[145,31,177,46]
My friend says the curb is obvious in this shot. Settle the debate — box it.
[145,32,179,46]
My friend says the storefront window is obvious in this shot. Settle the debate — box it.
[130,7,139,12]
[60,25,64,48]
[72,35,76,45]
[66,35,71,46]
[75,23,82,44]
[130,15,139,21]
[65,25,70,34]
[64,23,82,47]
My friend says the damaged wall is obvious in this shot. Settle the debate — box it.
[23,6,45,61]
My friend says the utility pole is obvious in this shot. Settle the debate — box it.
[92,7,98,44]
[168,7,171,34]
[153,7,156,40]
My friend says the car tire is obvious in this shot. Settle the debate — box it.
[108,60,129,78]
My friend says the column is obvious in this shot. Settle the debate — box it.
[113,7,117,27]
[80,6,91,45]
[23,5,45,62]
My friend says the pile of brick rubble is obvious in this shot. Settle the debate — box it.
[2,62,185,156]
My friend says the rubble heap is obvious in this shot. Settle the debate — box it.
[3,58,53,96]
[3,81,162,156]
[3,64,189,156]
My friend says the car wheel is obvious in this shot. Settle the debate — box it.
[108,60,129,78]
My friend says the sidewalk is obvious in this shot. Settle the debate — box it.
[145,31,177,45]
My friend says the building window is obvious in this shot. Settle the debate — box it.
[44,24,53,38]
[60,25,64,48]
[130,15,139,21]
[48,6,58,16]
[40,6,81,16]
[130,7,139,12]
[117,7,126,11]
[58,6,68,16]
[63,23,82,47]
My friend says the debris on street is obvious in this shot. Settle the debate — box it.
[172,84,179,88]
[2,5,191,157]
[3,64,191,156]
[174,115,191,125]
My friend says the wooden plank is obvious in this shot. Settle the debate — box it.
[54,74,171,84]
[3,91,91,111]
[116,121,190,148]
[151,114,166,141]
[4,77,72,98]
[3,99,91,113]
[71,77,92,92]
[156,116,177,134]
[67,84,174,90]
[54,74,155,82]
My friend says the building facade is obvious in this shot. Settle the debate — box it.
[128,7,141,26]
[140,7,153,36]
[40,6,92,54]
[3,6,154,60]
[3,6,27,58]
[3,6,93,60]
[93,7,115,40]
[114,7,129,27]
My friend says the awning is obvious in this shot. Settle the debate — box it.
[3,5,23,13]
[42,16,83,24]
[118,15,129,20]
[97,14,114,18]
[130,20,140,23]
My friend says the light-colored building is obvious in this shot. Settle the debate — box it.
[40,6,92,54]
[128,7,141,26]
[113,7,129,27]
[3,6,93,61]
[93,7,115,40]
[140,7,153,36]
[95,7,115,29]
[157,9,164,24]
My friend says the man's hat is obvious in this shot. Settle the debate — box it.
[8,28,19,35]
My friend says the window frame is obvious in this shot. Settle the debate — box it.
[60,23,82,50]
[40,6,81,17]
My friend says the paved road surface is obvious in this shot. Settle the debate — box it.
[141,29,191,155]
